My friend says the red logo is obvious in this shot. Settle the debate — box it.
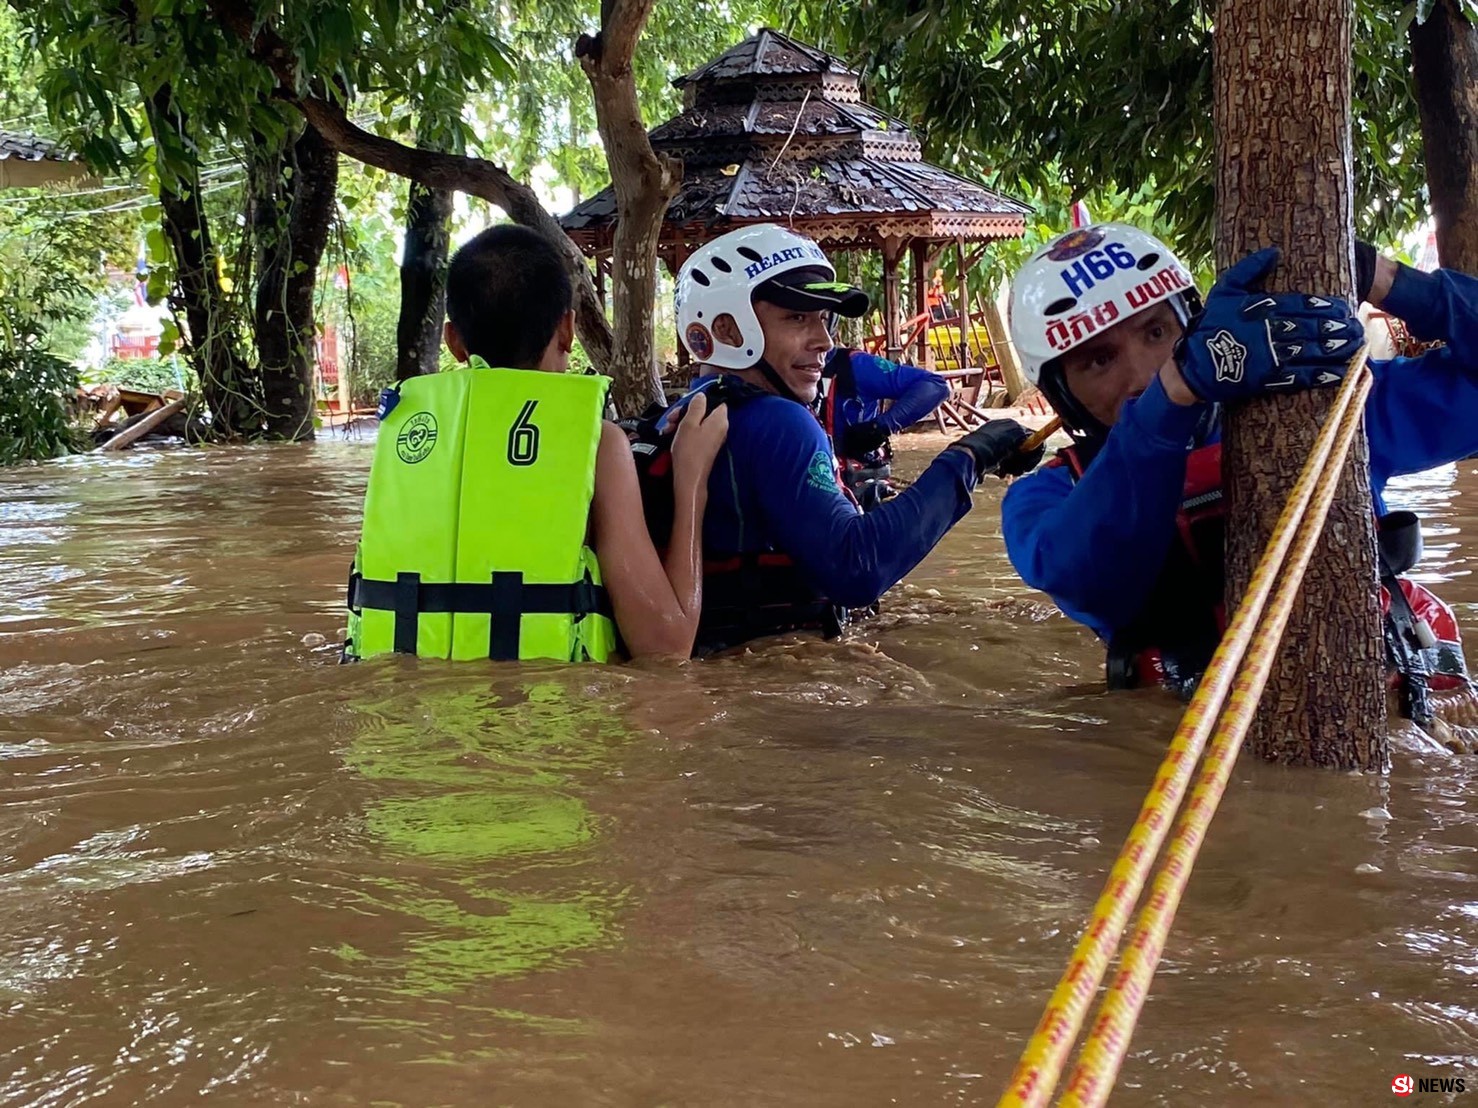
[1392,1074,1414,1097]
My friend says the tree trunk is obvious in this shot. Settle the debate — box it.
[576,0,682,415]
[255,122,339,441]
[1213,0,1387,768]
[1411,0,1478,272]
[396,182,454,381]
[145,85,261,439]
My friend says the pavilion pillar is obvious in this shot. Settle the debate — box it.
[882,235,906,362]
[956,238,973,369]
[910,238,931,368]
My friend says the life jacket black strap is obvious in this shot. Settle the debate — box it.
[488,572,523,660]
[349,570,612,658]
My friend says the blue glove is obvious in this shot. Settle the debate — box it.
[1175,247,1364,403]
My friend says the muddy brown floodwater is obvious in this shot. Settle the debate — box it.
[1,433,1475,1107]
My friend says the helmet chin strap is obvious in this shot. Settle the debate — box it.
[1040,360,1108,444]
[753,357,810,407]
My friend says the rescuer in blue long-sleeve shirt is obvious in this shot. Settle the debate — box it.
[820,348,950,510]
[822,348,950,451]
[999,220,1478,694]
[665,224,1044,653]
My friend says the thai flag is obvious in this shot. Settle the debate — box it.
[1070,200,1093,229]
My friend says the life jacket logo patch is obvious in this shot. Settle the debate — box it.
[397,412,439,464]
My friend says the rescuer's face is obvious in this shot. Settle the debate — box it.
[752,299,834,404]
[1060,302,1183,426]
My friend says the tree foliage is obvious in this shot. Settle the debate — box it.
[11,0,785,419]
[479,0,771,202]
[0,189,136,463]
[789,0,1431,265]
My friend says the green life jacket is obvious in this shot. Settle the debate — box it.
[344,362,618,663]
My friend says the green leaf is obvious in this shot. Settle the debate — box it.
[320,7,356,57]
[146,271,171,304]
[145,227,169,264]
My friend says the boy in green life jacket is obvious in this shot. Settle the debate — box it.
[346,224,727,662]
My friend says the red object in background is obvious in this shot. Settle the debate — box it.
[316,323,340,389]
[109,330,159,360]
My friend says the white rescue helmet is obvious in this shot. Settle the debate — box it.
[1008,222,1197,385]
[675,224,867,370]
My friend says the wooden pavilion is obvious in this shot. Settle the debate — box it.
[0,131,91,188]
[560,29,1035,419]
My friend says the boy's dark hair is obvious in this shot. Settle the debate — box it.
[445,224,573,368]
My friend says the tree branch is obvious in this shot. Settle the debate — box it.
[205,0,615,371]
[592,0,655,70]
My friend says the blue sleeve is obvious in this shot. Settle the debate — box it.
[848,353,951,433]
[1364,265,1478,492]
[1001,378,1206,639]
[1380,264,1478,344]
[732,401,977,607]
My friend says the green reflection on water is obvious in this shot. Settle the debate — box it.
[344,677,632,996]
[365,790,593,861]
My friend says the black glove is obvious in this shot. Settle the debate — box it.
[949,419,1043,480]
[838,419,888,458]
[1354,241,1378,306]
[1175,247,1362,403]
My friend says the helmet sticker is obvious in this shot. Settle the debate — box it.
[1046,301,1122,351]
[1058,241,1139,298]
[1041,263,1192,350]
[741,242,828,280]
[685,322,715,361]
[1046,227,1106,261]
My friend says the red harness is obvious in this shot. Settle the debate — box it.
[1052,441,1470,702]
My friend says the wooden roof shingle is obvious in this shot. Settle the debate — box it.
[561,29,1029,254]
